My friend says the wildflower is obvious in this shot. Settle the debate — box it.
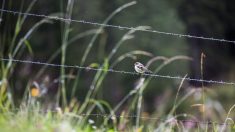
[31,87,40,97]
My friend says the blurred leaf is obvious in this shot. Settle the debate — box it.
[89,99,105,113]
[13,19,52,57]
[15,20,21,35]
[104,58,109,71]
[88,63,100,68]
[23,40,33,55]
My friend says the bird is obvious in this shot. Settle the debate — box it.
[134,62,152,74]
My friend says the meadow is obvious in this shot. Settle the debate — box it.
[1,0,235,132]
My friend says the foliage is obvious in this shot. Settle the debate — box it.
[0,0,235,132]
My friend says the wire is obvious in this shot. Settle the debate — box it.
[80,113,233,126]
[31,111,234,126]
[9,108,234,126]
[0,9,235,44]
[1,58,235,85]
[14,107,234,126]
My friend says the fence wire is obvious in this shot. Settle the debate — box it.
[21,110,233,126]
[1,58,235,85]
[0,9,235,44]
[11,108,235,126]
[76,113,234,126]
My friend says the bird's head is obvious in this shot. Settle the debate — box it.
[134,62,141,66]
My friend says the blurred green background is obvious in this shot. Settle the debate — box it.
[1,0,235,116]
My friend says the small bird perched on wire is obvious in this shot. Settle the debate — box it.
[134,62,153,74]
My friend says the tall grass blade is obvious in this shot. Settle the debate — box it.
[58,0,74,107]
[71,1,137,98]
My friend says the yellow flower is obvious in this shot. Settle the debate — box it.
[31,87,39,97]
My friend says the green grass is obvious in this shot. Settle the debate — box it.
[1,0,235,132]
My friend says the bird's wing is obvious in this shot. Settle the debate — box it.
[143,67,153,74]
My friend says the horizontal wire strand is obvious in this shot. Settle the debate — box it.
[1,58,235,85]
[80,113,234,126]
[0,9,235,44]
[12,108,234,126]
[20,109,234,126]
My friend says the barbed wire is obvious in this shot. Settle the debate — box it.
[13,108,234,126]
[21,109,234,126]
[79,113,233,126]
[1,58,235,85]
[0,9,235,44]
